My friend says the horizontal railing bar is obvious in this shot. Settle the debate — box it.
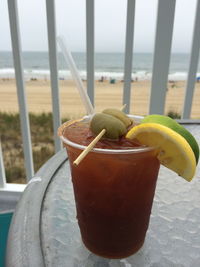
[0,183,26,212]
[123,0,135,114]
[149,0,176,115]
[86,0,95,106]
[46,0,62,152]
[7,0,34,181]
[0,183,26,194]
[177,119,200,125]
[182,0,200,119]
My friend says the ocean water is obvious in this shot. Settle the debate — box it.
[0,51,199,81]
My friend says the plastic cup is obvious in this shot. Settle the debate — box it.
[58,116,160,259]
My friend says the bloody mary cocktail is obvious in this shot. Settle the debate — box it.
[59,116,160,259]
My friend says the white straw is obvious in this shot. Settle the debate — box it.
[57,36,95,115]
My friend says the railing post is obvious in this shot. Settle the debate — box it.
[182,0,200,119]
[149,0,176,115]
[0,140,6,188]
[86,0,95,106]
[123,0,136,114]
[7,0,34,181]
[46,0,62,152]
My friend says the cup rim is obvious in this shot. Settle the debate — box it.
[59,115,155,154]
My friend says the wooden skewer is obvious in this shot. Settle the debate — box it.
[73,105,127,166]
[73,129,106,166]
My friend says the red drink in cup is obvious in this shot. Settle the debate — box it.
[58,115,160,258]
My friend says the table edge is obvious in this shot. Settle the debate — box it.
[6,149,68,267]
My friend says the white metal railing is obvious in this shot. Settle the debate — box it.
[1,0,200,198]
[149,0,176,114]
[86,0,95,106]
[0,140,6,188]
[7,0,34,181]
[123,0,135,113]
[182,0,200,118]
[46,0,62,153]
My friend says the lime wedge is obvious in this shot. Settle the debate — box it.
[141,114,199,164]
[126,123,196,181]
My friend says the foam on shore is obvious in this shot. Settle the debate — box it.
[0,68,199,81]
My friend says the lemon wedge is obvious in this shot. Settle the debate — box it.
[126,123,196,181]
[141,114,199,164]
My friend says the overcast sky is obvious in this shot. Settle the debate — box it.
[0,0,197,53]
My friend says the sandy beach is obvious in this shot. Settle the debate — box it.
[0,78,200,119]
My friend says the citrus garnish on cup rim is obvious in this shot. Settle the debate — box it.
[126,123,196,182]
[141,114,199,164]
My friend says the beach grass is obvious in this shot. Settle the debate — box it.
[0,108,196,184]
[167,110,181,119]
[0,112,69,184]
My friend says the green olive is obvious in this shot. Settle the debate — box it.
[90,113,126,139]
[102,108,132,127]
